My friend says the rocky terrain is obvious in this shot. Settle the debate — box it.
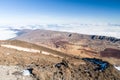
[14,29,120,59]
[0,40,120,80]
[0,29,119,80]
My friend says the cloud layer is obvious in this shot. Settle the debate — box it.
[0,24,120,40]
[0,27,17,40]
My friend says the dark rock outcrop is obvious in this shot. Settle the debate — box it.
[100,48,120,59]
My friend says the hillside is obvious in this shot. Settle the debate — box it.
[14,29,120,59]
[0,40,120,80]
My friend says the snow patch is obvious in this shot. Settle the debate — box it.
[42,51,50,55]
[0,65,33,80]
[1,45,40,53]
[114,65,120,71]
[1,44,62,58]
[22,70,31,76]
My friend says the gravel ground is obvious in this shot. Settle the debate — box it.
[0,65,34,80]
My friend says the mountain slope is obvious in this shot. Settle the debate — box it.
[0,40,120,80]
[14,29,120,59]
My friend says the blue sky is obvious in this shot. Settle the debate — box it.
[0,0,120,25]
[0,0,120,39]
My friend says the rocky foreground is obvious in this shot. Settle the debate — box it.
[28,58,120,80]
[0,40,120,80]
[0,58,120,80]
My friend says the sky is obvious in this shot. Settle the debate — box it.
[0,0,120,25]
[0,0,120,40]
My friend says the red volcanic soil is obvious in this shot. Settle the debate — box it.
[100,48,120,59]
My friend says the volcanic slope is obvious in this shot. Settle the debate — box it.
[14,29,120,59]
[0,40,120,80]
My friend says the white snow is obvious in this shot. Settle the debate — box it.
[0,65,33,80]
[6,53,10,55]
[1,45,40,53]
[42,51,62,57]
[1,44,62,58]
[114,65,120,71]
[22,70,31,76]
[42,51,50,55]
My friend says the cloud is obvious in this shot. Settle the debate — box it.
[0,23,120,40]
[0,27,17,40]
[33,23,120,38]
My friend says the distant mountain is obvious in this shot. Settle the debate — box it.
[13,29,120,60]
[0,23,120,40]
